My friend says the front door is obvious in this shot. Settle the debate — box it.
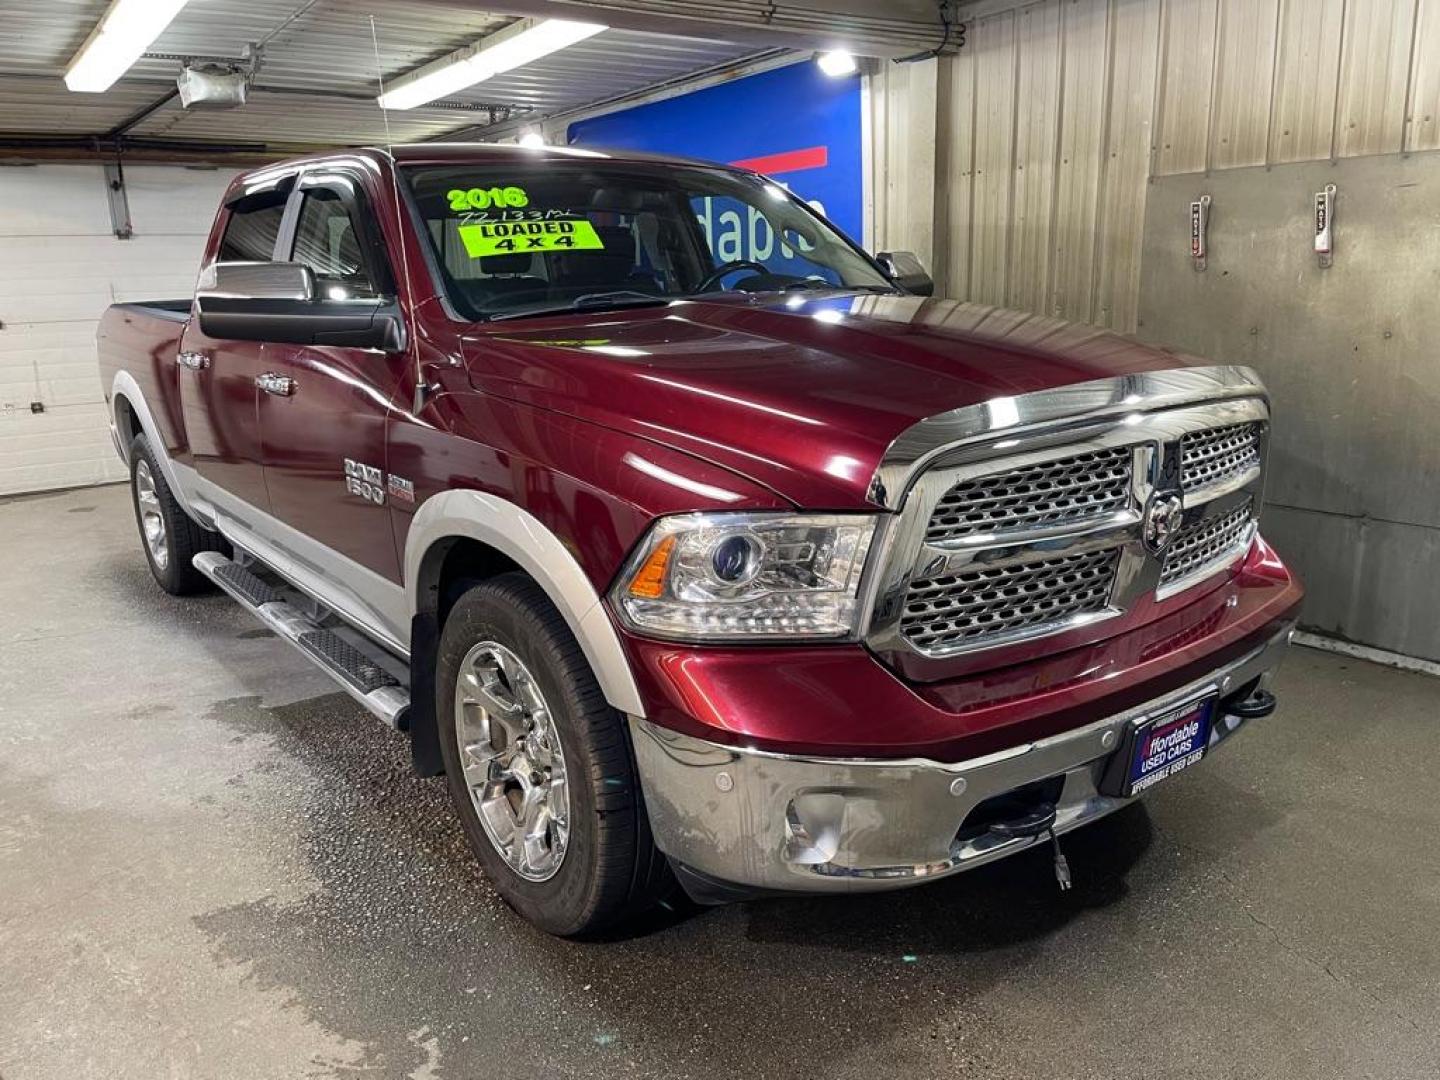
[179,185,291,512]
[257,170,406,588]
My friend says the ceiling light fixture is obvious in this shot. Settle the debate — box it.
[518,129,547,148]
[65,0,192,93]
[378,18,606,111]
[815,50,858,78]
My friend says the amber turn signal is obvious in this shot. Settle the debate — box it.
[627,534,676,599]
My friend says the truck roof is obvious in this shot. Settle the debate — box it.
[233,142,744,187]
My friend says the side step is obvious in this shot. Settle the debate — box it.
[194,552,409,727]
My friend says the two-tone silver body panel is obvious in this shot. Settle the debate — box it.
[107,372,647,720]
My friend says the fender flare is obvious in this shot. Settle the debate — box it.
[404,489,646,719]
[109,370,196,516]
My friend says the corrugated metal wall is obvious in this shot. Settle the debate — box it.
[868,0,1440,332]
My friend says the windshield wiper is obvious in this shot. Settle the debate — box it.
[487,291,672,321]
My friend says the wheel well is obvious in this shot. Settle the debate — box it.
[419,536,525,629]
[406,535,526,777]
[114,394,142,455]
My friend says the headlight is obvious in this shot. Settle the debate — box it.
[611,512,878,641]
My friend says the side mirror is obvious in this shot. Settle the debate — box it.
[876,251,935,297]
[195,261,405,352]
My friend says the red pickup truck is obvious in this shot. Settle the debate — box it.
[98,144,1301,936]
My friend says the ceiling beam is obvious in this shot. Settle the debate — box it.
[419,0,959,59]
[0,135,289,167]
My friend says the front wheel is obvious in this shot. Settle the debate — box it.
[128,434,223,595]
[437,573,673,937]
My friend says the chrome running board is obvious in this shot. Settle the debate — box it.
[193,551,410,728]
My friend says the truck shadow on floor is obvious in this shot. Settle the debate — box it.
[193,690,1178,1078]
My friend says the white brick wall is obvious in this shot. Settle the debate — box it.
[0,164,238,495]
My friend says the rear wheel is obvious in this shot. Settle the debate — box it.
[437,573,673,937]
[128,434,223,595]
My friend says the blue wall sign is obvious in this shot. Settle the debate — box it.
[566,61,864,250]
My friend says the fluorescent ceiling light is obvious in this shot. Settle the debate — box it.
[518,130,547,148]
[65,0,191,93]
[378,18,606,111]
[816,50,858,77]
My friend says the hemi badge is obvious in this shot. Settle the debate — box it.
[387,474,416,504]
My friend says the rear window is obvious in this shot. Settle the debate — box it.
[218,198,286,262]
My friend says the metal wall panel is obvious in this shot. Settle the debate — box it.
[1092,0,1160,329]
[1008,1,1063,313]
[1268,0,1345,163]
[1406,0,1440,150]
[1137,153,1440,661]
[970,12,1018,306]
[1049,0,1110,322]
[1210,0,1279,170]
[866,0,1440,329]
[869,59,941,275]
[1153,0,1218,176]
[1334,0,1417,158]
[940,43,978,298]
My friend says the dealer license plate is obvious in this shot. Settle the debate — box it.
[1124,695,1215,796]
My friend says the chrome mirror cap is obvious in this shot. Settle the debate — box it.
[196,260,316,302]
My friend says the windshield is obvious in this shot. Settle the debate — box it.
[403,160,894,321]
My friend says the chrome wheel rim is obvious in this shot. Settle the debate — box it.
[134,459,168,570]
[454,641,570,882]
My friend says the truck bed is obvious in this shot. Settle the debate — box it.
[98,300,193,464]
[111,299,192,323]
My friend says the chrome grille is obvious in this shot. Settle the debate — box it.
[1181,422,1262,493]
[926,445,1132,544]
[1160,500,1254,589]
[899,548,1119,652]
[875,381,1272,662]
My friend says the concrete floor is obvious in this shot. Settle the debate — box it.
[2,483,1437,1080]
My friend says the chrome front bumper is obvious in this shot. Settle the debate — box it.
[631,620,1295,895]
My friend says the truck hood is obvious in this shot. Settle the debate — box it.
[460,293,1195,508]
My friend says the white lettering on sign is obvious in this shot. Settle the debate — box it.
[693,186,828,268]
[1132,748,1205,793]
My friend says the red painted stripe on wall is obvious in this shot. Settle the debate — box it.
[728,145,829,175]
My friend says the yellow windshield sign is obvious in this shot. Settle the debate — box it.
[457,219,605,258]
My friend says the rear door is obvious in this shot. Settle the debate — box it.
[178,181,291,511]
[257,169,407,584]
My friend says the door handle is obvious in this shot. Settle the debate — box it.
[255,372,297,397]
[177,351,210,371]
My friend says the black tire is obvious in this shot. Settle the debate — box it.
[128,433,224,596]
[437,573,673,937]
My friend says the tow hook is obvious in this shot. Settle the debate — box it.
[1225,687,1277,720]
[987,803,1072,891]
